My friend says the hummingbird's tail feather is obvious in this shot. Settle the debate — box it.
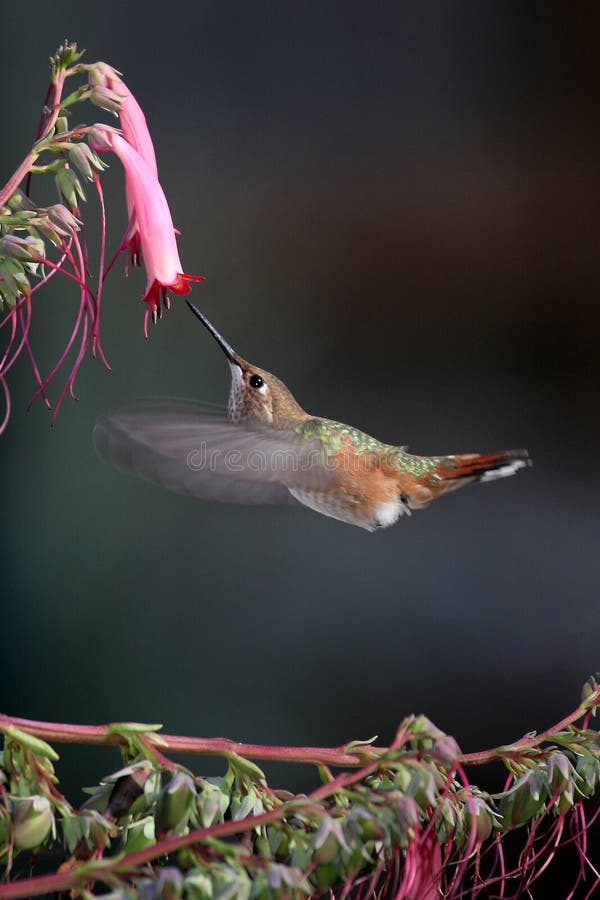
[431,449,531,495]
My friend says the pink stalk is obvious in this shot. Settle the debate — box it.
[445,761,479,898]
[24,81,54,198]
[0,294,33,379]
[26,235,96,413]
[101,209,138,283]
[0,307,17,371]
[91,173,110,370]
[51,229,93,420]
[19,297,51,409]
[0,375,10,435]
[0,311,17,435]
[528,814,565,884]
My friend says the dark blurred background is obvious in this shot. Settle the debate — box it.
[1,0,599,877]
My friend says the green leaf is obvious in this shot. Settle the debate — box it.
[2,726,59,761]
[107,722,163,735]
[225,752,266,783]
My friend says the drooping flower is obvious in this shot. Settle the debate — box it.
[89,64,158,265]
[91,127,203,335]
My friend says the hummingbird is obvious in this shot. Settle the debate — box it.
[94,302,531,531]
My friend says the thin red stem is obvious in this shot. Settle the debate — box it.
[19,297,51,410]
[461,685,600,765]
[0,375,10,435]
[91,173,110,370]
[0,712,380,767]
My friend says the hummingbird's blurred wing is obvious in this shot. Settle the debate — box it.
[94,400,333,506]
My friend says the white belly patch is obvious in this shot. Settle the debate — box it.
[288,488,407,532]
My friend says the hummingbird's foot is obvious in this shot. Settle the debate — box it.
[400,495,412,517]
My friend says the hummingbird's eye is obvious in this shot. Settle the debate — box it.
[249,374,264,389]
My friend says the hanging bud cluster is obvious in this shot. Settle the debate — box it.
[0,41,203,433]
[1,682,600,897]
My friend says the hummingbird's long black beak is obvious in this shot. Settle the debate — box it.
[186,301,239,365]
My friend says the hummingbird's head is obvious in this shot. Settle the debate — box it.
[186,303,307,426]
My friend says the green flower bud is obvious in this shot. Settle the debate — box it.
[6,189,36,213]
[575,753,598,798]
[68,143,107,181]
[0,809,8,844]
[314,861,339,891]
[123,816,155,853]
[55,167,86,212]
[499,772,547,829]
[68,145,93,181]
[396,795,420,831]
[155,773,196,834]
[13,796,54,850]
[183,871,212,894]
[313,831,339,866]
[410,715,446,741]
[154,867,183,900]
[548,751,571,792]
[255,834,271,859]
[0,235,43,262]
[0,256,30,304]
[556,784,574,814]
[81,782,113,814]
[464,797,494,843]
[196,780,230,828]
[410,768,438,808]
[581,675,599,706]
[89,85,123,115]
[46,204,80,236]
[355,809,384,841]
[432,735,461,766]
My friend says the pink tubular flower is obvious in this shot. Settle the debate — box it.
[92,126,203,335]
[90,65,158,264]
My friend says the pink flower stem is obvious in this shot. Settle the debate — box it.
[0,711,383,767]
[461,683,600,765]
[50,230,93,419]
[0,307,17,371]
[0,376,10,435]
[19,297,51,410]
[101,211,139,283]
[24,81,54,198]
[445,760,479,898]
[0,293,33,379]
[91,174,111,370]
[26,236,95,412]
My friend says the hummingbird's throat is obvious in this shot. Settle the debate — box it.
[227,363,245,423]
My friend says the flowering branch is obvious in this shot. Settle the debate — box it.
[0,41,203,434]
[0,713,383,766]
[1,678,599,898]
[2,676,599,769]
